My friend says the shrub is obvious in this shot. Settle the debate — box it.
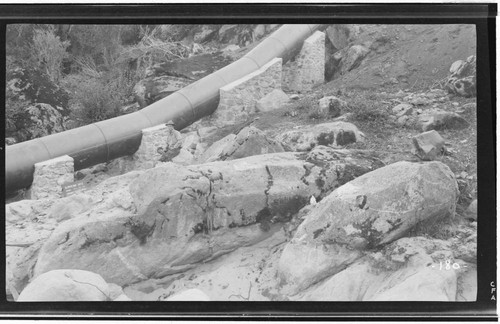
[66,75,124,125]
[345,93,390,123]
[29,26,70,83]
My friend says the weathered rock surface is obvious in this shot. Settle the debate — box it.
[18,269,109,301]
[418,112,470,131]
[297,236,458,301]
[165,288,211,301]
[304,146,385,197]
[32,149,389,288]
[6,198,58,294]
[256,89,290,112]
[445,55,476,97]
[276,122,363,151]
[197,126,284,163]
[411,130,445,161]
[33,153,328,286]
[341,45,370,74]
[278,161,458,294]
[325,25,351,51]
[47,194,94,222]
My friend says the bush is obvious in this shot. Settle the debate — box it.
[29,26,70,83]
[345,93,390,123]
[66,75,124,125]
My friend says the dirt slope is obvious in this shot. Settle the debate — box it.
[329,24,476,91]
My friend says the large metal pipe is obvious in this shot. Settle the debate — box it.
[6,24,322,193]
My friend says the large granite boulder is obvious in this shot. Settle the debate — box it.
[33,153,325,286]
[278,161,458,294]
[18,269,110,301]
[32,149,389,288]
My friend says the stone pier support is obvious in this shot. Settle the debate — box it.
[132,124,183,169]
[211,58,282,126]
[283,31,325,92]
[30,155,74,200]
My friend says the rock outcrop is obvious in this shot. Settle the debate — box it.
[31,149,389,288]
[297,236,459,301]
[277,122,363,151]
[278,161,458,294]
[197,126,284,163]
[444,55,476,97]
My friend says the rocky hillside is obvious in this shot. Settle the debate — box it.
[6,24,477,302]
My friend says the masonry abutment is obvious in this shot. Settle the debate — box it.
[283,30,326,92]
[30,155,74,200]
[211,58,283,127]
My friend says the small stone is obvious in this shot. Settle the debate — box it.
[397,115,409,125]
[392,103,413,117]
[467,200,478,221]
[410,97,431,106]
[411,130,445,161]
[289,94,300,100]
[461,102,476,113]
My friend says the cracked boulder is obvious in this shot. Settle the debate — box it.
[197,126,284,163]
[276,122,363,151]
[32,151,393,288]
[33,153,330,286]
[18,269,110,301]
[305,146,385,197]
[278,161,458,295]
[6,198,58,295]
